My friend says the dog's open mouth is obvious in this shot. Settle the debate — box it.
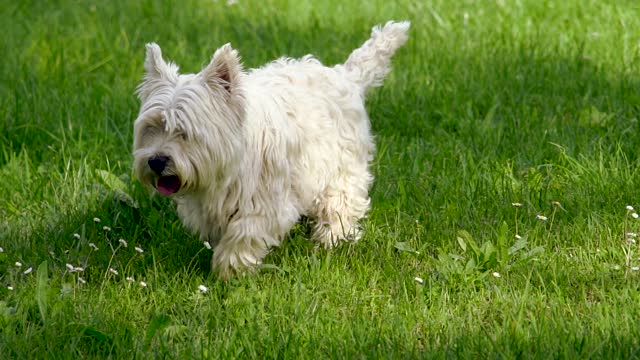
[156,175,181,196]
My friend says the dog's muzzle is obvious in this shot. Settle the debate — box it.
[147,155,182,196]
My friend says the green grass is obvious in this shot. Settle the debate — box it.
[2,0,640,357]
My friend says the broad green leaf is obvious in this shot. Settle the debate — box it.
[83,326,113,345]
[464,258,477,273]
[456,236,467,252]
[394,242,418,254]
[527,246,545,257]
[508,238,528,256]
[259,263,285,273]
[144,314,172,350]
[96,169,138,208]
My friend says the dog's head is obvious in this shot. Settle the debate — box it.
[133,43,245,196]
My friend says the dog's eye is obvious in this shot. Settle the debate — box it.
[142,125,161,138]
[175,131,187,140]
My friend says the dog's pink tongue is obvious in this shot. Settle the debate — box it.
[157,176,181,196]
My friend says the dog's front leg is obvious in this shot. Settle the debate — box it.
[211,216,275,280]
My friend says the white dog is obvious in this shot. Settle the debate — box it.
[133,21,410,279]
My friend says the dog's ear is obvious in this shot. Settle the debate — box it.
[201,43,242,95]
[137,43,178,101]
[144,43,171,78]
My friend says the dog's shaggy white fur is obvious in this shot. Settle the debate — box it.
[133,21,410,278]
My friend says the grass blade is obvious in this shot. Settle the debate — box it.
[36,261,48,324]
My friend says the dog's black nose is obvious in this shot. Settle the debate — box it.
[148,155,169,175]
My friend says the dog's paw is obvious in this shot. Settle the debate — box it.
[211,246,262,280]
[312,222,362,249]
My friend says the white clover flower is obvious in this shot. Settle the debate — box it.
[633,213,639,219]
[7,286,13,291]
[492,272,501,278]
[135,246,144,253]
[552,201,561,206]
[0,247,3,252]
[119,239,128,247]
[73,233,81,239]
[204,241,212,250]
[89,243,99,251]
[198,284,209,293]
[414,277,424,284]
[78,277,86,284]
[109,268,119,275]
[627,205,635,211]
[627,232,638,238]
[512,202,523,207]
[515,234,522,240]
[628,238,637,244]
[15,262,22,267]
[93,217,101,223]
[139,281,147,287]
[536,214,548,221]
[126,276,135,282]
[74,267,84,272]
[633,267,640,271]
[102,226,111,231]
[66,263,74,271]
[23,267,33,275]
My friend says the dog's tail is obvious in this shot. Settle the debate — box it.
[342,21,410,90]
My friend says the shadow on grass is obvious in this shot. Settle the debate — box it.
[374,49,640,151]
[3,2,639,160]
[2,180,327,284]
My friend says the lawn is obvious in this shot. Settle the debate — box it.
[2,0,640,357]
